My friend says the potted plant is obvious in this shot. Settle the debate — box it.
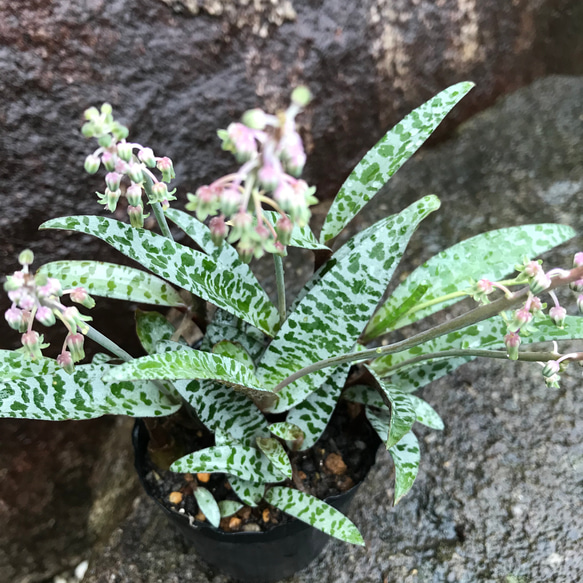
[2,82,583,582]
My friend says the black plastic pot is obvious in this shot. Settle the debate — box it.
[133,420,379,583]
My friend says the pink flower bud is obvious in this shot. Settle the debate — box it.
[236,244,254,264]
[35,306,56,327]
[509,307,533,332]
[542,360,561,378]
[66,333,85,362]
[209,215,228,247]
[227,123,257,162]
[114,157,128,174]
[219,187,241,216]
[127,162,144,184]
[544,373,561,389]
[523,261,542,277]
[258,158,283,191]
[3,271,25,292]
[17,292,36,311]
[126,183,142,206]
[70,287,96,309]
[504,331,521,360]
[149,181,168,204]
[529,271,552,295]
[101,150,117,172]
[275,215,293,246]
[476,279,494,294]
[156,157,175,182]
[128,205,145,229]
[37,278,62,298]
[104,188,122,212]
[280,131,306,177]
[529,296,543,312]
[5,307,25,331]
[573,252,583,268]
[105,172,122,191]
[57,351,75,374]
[21,330,43,360]
[138,147,156,168]
[117,142,133,162]
[549,305,567,328]
[273,182,294,210]
[569,278,583,293]
[84,154,101,174]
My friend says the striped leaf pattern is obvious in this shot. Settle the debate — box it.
[228,477,265,506]
[40,216,279,336]
[365,224,576,339]
[38,261,185,308]
[320,82,474,243]
[389,431,421,505]
[0,361,180,420]
[265,487,365,545]
[258,196,440,413]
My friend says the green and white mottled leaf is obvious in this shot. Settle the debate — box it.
[365,223,576,339]
[365,407,391,442]
[228,476,265,506]
[40,216,278,336]
[0,362,180,420]
[38,260,185,307]
[320,82,474,243]
[258,196,440,413]
[256,437,293,479]
[170,445,284,483]
[218,500,244,518]
[389,431,421,505]
[212,340,255,371]
[342,384,385,408]
[286,364,350,450]
[268,422,305,442]
[408,395,444,430]
[372,315,583,391]
[263,211,328,250]
[194,487,221,528]
[91,353,112,365]
[0,351,59,381]
[101,348,272,398]
[135,310,177,355]
[379,382,416,449]
[202,309,266,363]
[173,379,270,447]
[265,487,365,545]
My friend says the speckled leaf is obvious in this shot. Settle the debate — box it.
[365,223,576,339]
[135,310,177,355]
[228,477,265,506]
[379,382,416,449]
[342,384,385,408]
[173,379,270,447]
[320,82,474,243]
[194,487,221,528]
[218,500,244,517]
[258,196,440,413]
[265,487,364,545]
[38,260,185,307]
[202,309,266,363]
[286,364,350,450]
[256,437,293,479]
[40,216,278,336]
[0,351,59,380]
[408,395,444,430]
[263,211,328,250]
[365,407,391,442]
[101,348,272,398]
[389,431,420,505]
[0,362,180,420]
[268,422,305,442]
[170,445,284,483]
[212,340,255,371]
[372,315,583,391]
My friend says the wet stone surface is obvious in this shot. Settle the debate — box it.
[81,76,583,582]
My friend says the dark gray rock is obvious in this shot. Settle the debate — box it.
[80,76,583,583]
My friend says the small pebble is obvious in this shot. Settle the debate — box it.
[243,523,261,532]
[262,508,270,523]
[324,452,347,475]
[195,511,206,522]
[197,472,211,483]
[229,517,242,530]
[168,491,183,504]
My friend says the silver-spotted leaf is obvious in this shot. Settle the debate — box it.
[342,384,385,408]
[256,437,293,479]
[365,223,576,339]
[408,395,444,430]
[135,310,177,355]
[265,487,365,545]
[194,487,221,528]
[212,340,255,371]
[40,216,279,336]
[258,195,440,413]
[170,445,284,483]
[0,350,59,381]
[389,431,421,505]
[320,82,474,243]
[218,500,244,518]
[228,477,265,506]
[38,260,185,307]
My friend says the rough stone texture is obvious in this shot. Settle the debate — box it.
[76,76,583,583]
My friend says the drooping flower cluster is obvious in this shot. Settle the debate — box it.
[471,255,583,388]
[4,250,94,372]
[185,86,318,262]
[83,103,176,228]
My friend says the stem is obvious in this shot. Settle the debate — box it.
[143,174,174,240]
[85,325,133,361]
[274,254,286,326]
[272,264,583,393]
[381,348,566,375]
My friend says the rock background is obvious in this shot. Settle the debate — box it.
[1,0,583,580]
